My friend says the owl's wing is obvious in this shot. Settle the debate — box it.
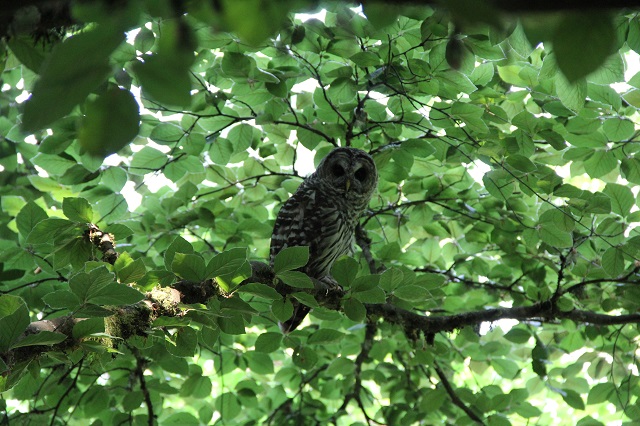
[269,187,313,264]
[270,187,317,333]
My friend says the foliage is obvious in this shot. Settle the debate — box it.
[2,1,640,425]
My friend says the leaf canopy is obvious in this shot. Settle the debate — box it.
[2,2,640,425]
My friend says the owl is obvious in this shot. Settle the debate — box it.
[270,147,378,332]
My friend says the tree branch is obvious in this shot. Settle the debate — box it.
[9,225,640,380]
[365,301,640,336]
[433,361,485,425]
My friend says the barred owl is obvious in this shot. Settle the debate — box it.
[270,147,378,332]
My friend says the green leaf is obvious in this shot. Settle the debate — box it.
[556,295,574,312]
[22,26,125,132]
[587,53,624,85]
[217,313,246,335]
[122,391,145,412]
[78,87,140,157]
[552,13,615,82]
[436,70,477,94]
[602,247,624,277]
[276,271,314,289]
[379,268,404,292]
[293,346,318,369]
[6,36,48,73]
[587,383,614,405]
[602,118,634,142]
[72,318,105,339]
[0,295,31,352]
[150,123,184,145]
[350,51,381,67]
[181,375,212,399]
[401,139,436,158]
[326,357,355,377]
[273,246,309,274]
[307,328,345,345]
[173,253,207,282]
[539,224,573,249]
[621,157,640,184]
[87,283,144,306]
[206,247,248,278]
[219,0,290,45]
[353,287,386,304]
[164,237,194,272]
[290,292,319,308]
[483,170,515,199]
[245,351,274,374]
[63,197,94,223]
[331,256,359,287]
[114,252,147,284]
[506,155,537,173]
[167,327,198,357]
[135,54,192,107]
[164,412,200,426]
[561,388,585,410]
[130,147,167,173]
[350,275,380,292]
[221,52,254,79]
[603,183,634,216]
[133,22,194,108]
[328,78,357,105]
[491,358,520,379]
[16,201,48,239]
[532,338,548,378]
[69,266,143,306]
[255,332,282,353]
[555,74,587,112]
[271,298,293,322]
[68,268,115,301]
[134,28,155,53]
[228,124,255,153]
[238,283,281,300]
[539,209,574,232]
[43,290,81,309]
[584,150,617,179]
[393,285,430,303]
[209,138,234,165]
[504,328,531,344]
[11,331,67,349]
[451,102,488,133]
[26,218,76,244]
[565,132,607,148]
[343,298,367,322]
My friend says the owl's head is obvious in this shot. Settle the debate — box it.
[314,147,378,200]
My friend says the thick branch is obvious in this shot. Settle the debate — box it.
[9,228,640,375]
[366,301,640,336]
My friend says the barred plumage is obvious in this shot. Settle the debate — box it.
[270,147,378,332]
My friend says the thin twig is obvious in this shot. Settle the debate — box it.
[432,362,485,425]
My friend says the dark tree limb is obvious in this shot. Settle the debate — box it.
[433,362,485,425]
[132,348,156,426]
[355,224,379,275]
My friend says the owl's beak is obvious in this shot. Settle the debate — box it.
[345,179,351,192]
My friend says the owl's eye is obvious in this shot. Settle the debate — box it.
[332,164,345,177]
[354,168,368,181]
